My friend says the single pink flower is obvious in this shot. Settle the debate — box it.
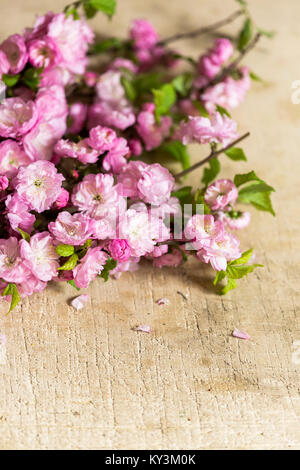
[88,100,135,131]
[5,193,35,233]
[20,232,59,282]
[136,103,172,150]
[0,98,38,139]
[15,160,65,213]
[0,237,27,283]
[53,188,69,210]
[0,34,28,74]
[0,140,32,177]
[17,271,47,298]
[117,160,147,199]
[48,211,93,246]
[88,125,116,153]
[130,19,158,50]
[54,138,99,164]
[108,239,131,263]
[84,71,98,87]
[137,163,175,205]
[204,179,238,211]
[128,138,143,156]
[197,231,241,271]
[184,214,224,250]
[28,37,60,69]
[102,137,130,174]
[73,247,108,289]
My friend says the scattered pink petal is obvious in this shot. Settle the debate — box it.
[156,297,170,306]
[71,294,89,311]
[0,334,6,345]
[232,328,250,340]
[135,324,152,334]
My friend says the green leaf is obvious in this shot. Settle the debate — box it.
[67,280,81,291]
[56,244,75,257]
[134,72,162,96]
[213,270,226,286]
[171,186,192,205]
[226,264,260,279]
[237,18,253,51]
[21,67,43,91]
[192,101,210,118]
[229,248,253,266]
[172,73,193,97]
[250,71,264,82]
[120,76,136,102]
[83,3,97,18]
[58,253,78,271]
[234,170,261,187]
[2,283,21,313]
[225,147,247,161]
[216,104,231,118]
[17,228,30,242]
[153,83,176,121]
[66,7,80,19]
[220,278,237,295]
[238,182,275,196]
[100,257,117,282]
[159,141,191,171]
[90,37,123,54]
[257,27,276,39]
[239,190,275,216]
[201,158,221,187]
[88,0,116,17]
[2,73,20,87]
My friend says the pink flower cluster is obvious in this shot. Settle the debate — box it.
[0,5,260,311]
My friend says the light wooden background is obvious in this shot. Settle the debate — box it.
[0,0,299,450]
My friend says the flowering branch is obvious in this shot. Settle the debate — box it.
[157,9,244,46]
[175,132,251,179]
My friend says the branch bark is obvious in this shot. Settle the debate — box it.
[175,131,250,179]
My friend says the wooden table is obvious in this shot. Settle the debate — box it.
[0,0,299,450]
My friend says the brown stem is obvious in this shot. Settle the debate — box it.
[198,33,262,94]
[175,132,250,179]
[158,9,244,47]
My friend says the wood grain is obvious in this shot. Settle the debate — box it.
[0,0,299,450]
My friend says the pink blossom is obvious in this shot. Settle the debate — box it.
[205,179,238,211]
[0,51,10,76]
[177,112,238,146]
[71,294,89,311]
[136,103,172,150]
[84,71,98,87]
[117,160,147,199]
[73,247,108,289]
[185,214,224,249]
[88,125,116,153]
[110,256,140,279]
[96,70,126,102]
[20,232,59,282]
[128,138,143,156]
[54,138,99,164]
[0,140,31,178]
[47,13,94,75]
[88,101,135,131]
[5,193,35,233]
[197,231,241,271]
[0,237,27,283]
[130,19,158,50]
[16,160,64,213]
[118,209,169,257]
[67,103,88,135]
[0,34,28,74]
[149,197,181,219]
[197,38,233,80]
[28,37,60,69]
[0,98,38,139]
[48,211,93,246]
[108,239,131,262]
[17,271,46,298]
[202,67,251,112]
[109,58,138,74]
[216,211,251,230]
[137,163,175,205]
[0,175,9,191]
[53,188,69,209]
[151,244,168,258]
[72,173,125,220]
[153,248,183,268]
[103,137,130,174]
[92,218,116,240]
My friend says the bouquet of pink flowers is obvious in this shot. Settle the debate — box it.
[0,0,275,312]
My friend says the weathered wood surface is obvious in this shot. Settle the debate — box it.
[0,0,299,450]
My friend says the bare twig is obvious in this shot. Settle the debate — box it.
[175,132,250,179]
[198,33,262,94]
[158,9,243,47]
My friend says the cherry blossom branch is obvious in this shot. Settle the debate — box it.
[157,9,244,46]
[198,33,262,94]
[175,131,250,179]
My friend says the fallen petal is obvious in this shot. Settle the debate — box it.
[71,294,89,311]
[135,325,152,334]
[232,328,250,340]
[156,298,170,306]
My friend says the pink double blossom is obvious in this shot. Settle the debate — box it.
[0,176,9,191]
[88,125,117,153]
[28,37,60,69]
[0,98,38,139]
[20,232,59,282]
[184,214,224,249]
[0,237,27,283]
[197,38,233,81]
[5,193,35,234]
[73,247,108,289]
[136,103,172,151]
[0,34,28,74]
[54,138,99,164]
[102,137,130,174]
[216,211,251,230]
[48,211,93,246]
[197,231,241,271]
[130,19,158,50]
[108,239,131,263]
[204,179,238,211]
[53,188,69,210]
[15,160,65,213]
